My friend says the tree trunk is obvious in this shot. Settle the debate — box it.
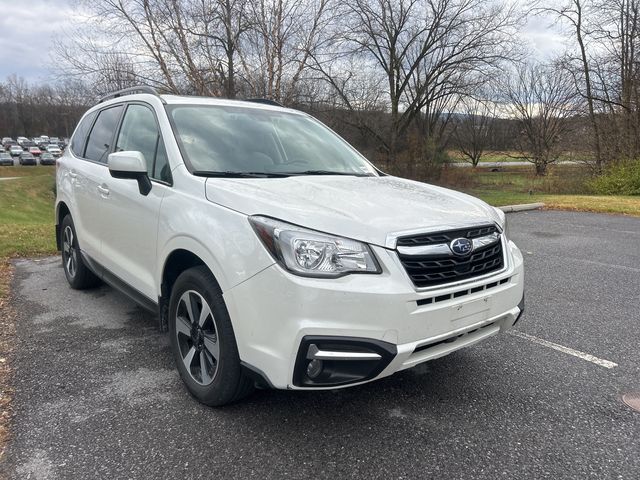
[575,0,603,172]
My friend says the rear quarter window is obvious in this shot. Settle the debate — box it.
[70,111,97,157]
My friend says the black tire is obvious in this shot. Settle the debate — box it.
[61,214,101,289]
[169,266,254,406]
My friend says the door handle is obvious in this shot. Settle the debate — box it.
[69,170,78,179]
[97,185,110,197]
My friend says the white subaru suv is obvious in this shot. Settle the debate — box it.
[55,87,524,406]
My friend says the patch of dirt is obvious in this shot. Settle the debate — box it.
[0,259,16,461]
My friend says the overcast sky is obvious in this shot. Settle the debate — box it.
[0,0,77,82]
[0,0,568,83]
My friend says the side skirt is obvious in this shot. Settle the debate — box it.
[80,251,159,315]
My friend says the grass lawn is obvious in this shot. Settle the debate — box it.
[447,150,524,163]
[0,165,54,178]
[447,150,583,164]
[450,165,640,215]
[0,168,57,301]
[473,191,640,215]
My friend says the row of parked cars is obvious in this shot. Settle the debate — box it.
[1,135,67,166]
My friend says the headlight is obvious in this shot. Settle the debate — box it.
[249,216,381,278]
[493,207,509,239]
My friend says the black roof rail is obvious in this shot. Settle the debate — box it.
[245,98,284,107]
[99,86,165,104]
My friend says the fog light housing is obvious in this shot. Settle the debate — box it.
[306,359,323,379]
[293,336,397,387]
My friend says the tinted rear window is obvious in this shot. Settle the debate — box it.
[70,111,97,157]
[84,106,123,162]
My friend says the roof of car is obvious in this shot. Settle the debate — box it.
[98,92,303,115]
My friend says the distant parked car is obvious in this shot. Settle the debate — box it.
[46,144,62,157]
[1,137,13,144]
[0,152,13,166]
[16,136,29,145]
[28,146,42,156]
[39,152,55,165]
[9,145,24,156]
[19,152,37,165]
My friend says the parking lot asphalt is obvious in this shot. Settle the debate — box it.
[2,210,640,479]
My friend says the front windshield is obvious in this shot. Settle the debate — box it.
[166,104,378,177]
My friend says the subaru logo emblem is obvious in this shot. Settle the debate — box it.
[450,238,473,256]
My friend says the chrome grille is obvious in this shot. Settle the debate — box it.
[396,225,504,288]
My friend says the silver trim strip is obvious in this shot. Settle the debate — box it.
[385,221,501,249]
[397,232,500,256]
[307,344,382,361]
[472,232,500,250]
[397,243,451,256]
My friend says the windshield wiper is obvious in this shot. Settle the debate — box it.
[192,171,290,178]
[282,170,375,177]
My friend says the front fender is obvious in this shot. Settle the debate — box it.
[155,205,275,294]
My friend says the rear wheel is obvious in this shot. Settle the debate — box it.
[61,215,101,289]
[169,266,254,406]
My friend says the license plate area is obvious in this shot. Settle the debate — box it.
[451,296,491,324]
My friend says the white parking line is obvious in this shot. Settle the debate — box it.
[509,330,618,369]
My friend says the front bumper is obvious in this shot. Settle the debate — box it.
[225,240,524,390]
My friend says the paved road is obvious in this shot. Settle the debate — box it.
[2,211,640,479]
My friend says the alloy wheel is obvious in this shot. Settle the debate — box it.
[175,290,220,385]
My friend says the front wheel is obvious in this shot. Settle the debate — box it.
[169,266,254,406]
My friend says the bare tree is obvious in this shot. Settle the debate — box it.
[312,0,519,169]
[503,63,578,175]
[240,0,333,103]
[188,0,251,98]
[0,76,90,138]
[537,0,640,168]
[535,0,604,170]
[453,96,497,167]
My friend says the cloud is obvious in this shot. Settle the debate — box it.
[0,0,75,82]
[520,14,571,59]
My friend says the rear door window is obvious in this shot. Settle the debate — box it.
[84,105,124,163]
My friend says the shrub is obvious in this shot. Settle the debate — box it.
[588,161,640,195]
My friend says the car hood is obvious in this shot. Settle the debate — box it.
[204,175,501,247]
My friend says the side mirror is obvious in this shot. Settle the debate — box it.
[108,151,152,196]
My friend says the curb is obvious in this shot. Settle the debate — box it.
[499,202,545,213]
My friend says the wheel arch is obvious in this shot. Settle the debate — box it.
[158,241,229,331]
